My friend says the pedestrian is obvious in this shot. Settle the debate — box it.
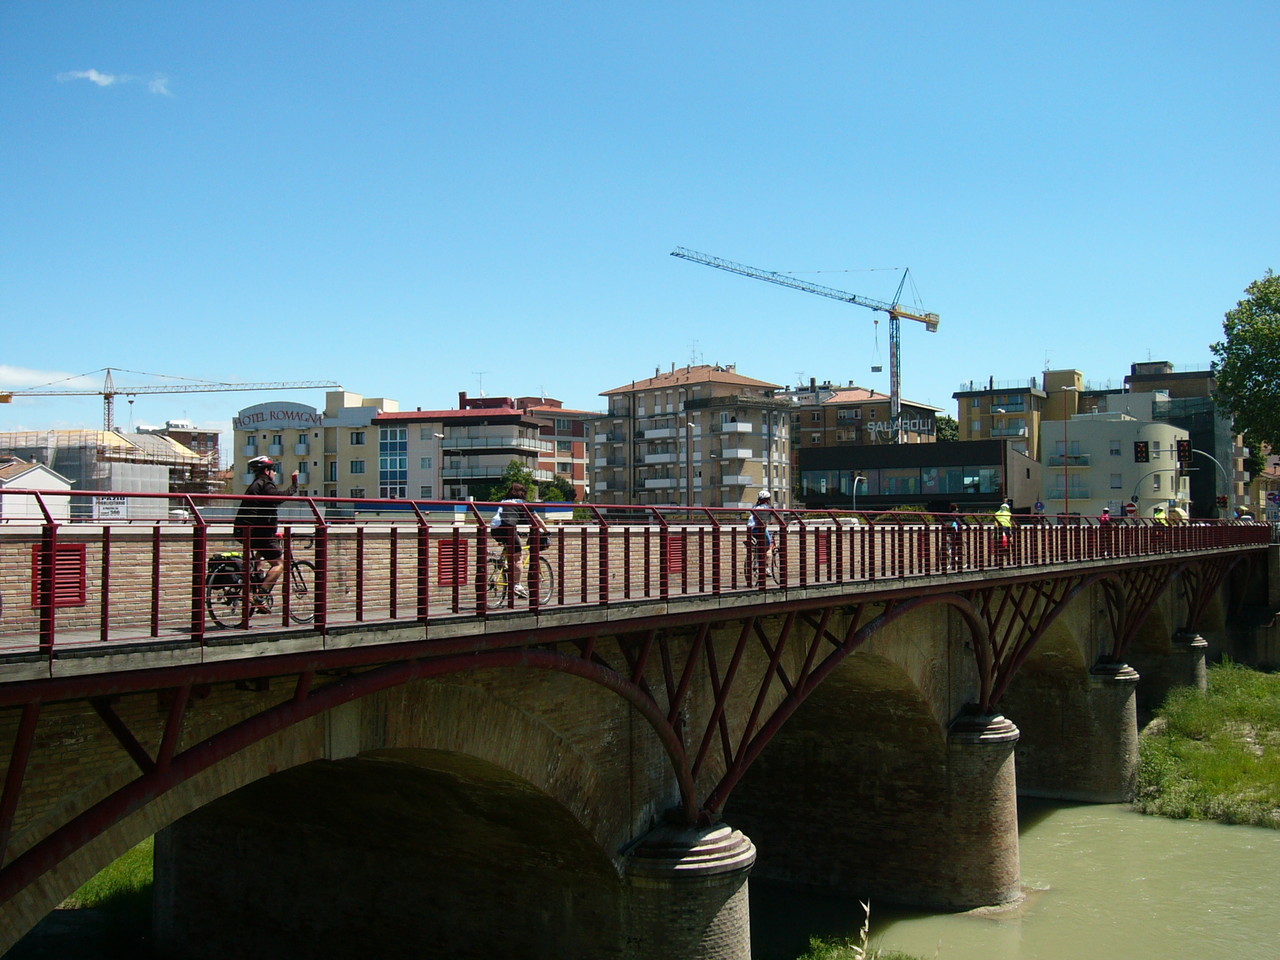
[993,498,1013,560]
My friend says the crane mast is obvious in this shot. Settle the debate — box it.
[671,247,939,441]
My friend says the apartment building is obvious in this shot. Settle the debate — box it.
[1040,397,1191,518]
[232,390,587,506]
[952,375,1050,459]
[594,364,790,507]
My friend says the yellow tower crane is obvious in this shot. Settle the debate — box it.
[671,247,939,442]
[0,368,343,431]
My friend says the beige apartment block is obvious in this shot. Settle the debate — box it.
[594,364,790,508]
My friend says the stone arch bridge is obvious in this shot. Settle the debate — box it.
[0,491,1273,957]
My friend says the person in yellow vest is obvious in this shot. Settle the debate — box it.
[993,498,1013,558]
[1152,505,1167,524]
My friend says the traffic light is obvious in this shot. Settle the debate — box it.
[1217,495,1229,508]
[1134,441,1149,463]
[1177,439,1192,464]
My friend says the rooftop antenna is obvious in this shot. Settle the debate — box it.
[472,371,487,397]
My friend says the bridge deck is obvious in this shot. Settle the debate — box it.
[1,494,1269,689]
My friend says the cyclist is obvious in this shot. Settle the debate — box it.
[746,489,776,585]
[993,498,1014,560]
[490,482,530,598]
[233,456,298,611]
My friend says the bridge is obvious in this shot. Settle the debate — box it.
[0,489,1273,958]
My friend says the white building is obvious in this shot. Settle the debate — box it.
[1039,397,1191,518]
[0,457,73,520]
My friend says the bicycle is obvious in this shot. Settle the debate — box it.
[485,541,554,608]
[743,539,778,587]
[205,551,316,628]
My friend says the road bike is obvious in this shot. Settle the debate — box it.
[743,539,778,587]
[205,552,316,628]
[484,542,554,608]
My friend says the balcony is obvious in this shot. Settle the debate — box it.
[720,447,752,460]
[643,427,678,441]
[439,435,554,454]
[645,452,677,465]
[1047,454,1092,467]
[713,422,753,434]
[644,478,678,489]
[721,474,752,486]
[295,442,310,456]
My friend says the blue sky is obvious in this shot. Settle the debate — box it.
[3,1,1276,445]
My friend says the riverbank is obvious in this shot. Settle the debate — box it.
[1135,659,1280,826]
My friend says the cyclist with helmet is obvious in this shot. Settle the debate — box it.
[746,489,777,585]
[233,456,298,610]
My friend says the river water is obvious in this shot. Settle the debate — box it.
[753,799,1280,960]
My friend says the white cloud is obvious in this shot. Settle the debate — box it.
[0,366,82,388]
[58,69,120,87]
[56,70,174,96]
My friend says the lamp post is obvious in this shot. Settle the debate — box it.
[1060,386,1078,519]
[851,473,866,511]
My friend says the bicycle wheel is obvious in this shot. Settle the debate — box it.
[206,562,245,628]
[534,556,554,605]
[486,560,509,609]
[766,552,778,583]
[286,559,316,624]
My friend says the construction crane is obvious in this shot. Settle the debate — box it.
[0,368,343,432]
[671,247,940,442]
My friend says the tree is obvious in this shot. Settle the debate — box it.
[539,474,577,503]
[935,414,960,442]
[1212,270,1280,451]
[488,459,538,501]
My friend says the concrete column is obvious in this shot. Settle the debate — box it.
[1081,660,1141,802]
[1132,630,1206,713]
[938,712,1021,909]
[1171,628,1209,693]
[624,821,756,960]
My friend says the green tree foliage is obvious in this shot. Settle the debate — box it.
[1212,270,1280,451]
[539,474,577,502]
[488,459,538,501]
[935,414,959,442]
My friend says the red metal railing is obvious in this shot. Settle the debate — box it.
[0,489,1270,659]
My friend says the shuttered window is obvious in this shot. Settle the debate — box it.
[665,535,686,573]
[436,540,469,586]
[30,543,87,607]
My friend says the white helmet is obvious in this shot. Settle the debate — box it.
[757,490,771,501]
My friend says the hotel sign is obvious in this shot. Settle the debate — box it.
[233,402,323,432]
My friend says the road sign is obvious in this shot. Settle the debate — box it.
[1124,502,1138,516]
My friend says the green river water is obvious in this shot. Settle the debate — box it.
[754,798,1280,959]
[15,799,1280,958]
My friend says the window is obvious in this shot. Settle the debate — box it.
[1153,475,1162,491]
[420,485,434,498]
[349,488,365,498]
[379,426,408,499]
[971,398,982,410]
[1110,440,1121,456]
[557,462,572,473]
[852,408,862,420]
[810,412,821,423]
[350,431,365,445]
[419,456,433,469]
[810,433,821,444]
[557,440,572,453]
[1111,474,1123,489]
[350,460,366,474]
[555,418,570,431]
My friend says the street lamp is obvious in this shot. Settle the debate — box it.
[851,473,866,511]
[1060,386,1078,518]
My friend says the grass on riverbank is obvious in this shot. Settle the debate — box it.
[1136,659,1280,826]
[62,836,154,913]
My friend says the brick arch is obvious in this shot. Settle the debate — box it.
[1,651,695,944]
[154,749,628,959]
